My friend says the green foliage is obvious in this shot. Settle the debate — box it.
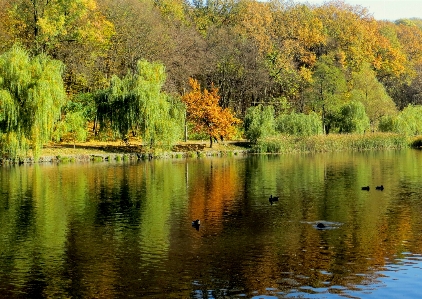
[0,45,66,159]
[378,115,395,132]
[252,133,409,153]
[94,60,184,148]
[393,105,422,135]
[309,56,347,108]
[307,55,347,133]
[69,93,97,122]
[350,64,397,128]
[379,105,422,135]
[52,93,95,144]
[244,105,276,143]
[336,101,370,134]
[276,112,322,136]
[52,111,88,145]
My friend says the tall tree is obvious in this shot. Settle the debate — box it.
[0,45,66,158]
[350,63,397,128]
[307,55,347,134]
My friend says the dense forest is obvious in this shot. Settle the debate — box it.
[1,0,422,157]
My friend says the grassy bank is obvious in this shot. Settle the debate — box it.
[1,133,421,165]
[0,140,250,165]
[251,133,416,154]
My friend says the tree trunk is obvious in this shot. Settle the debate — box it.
[209,136,213,148]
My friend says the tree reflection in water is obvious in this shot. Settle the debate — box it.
[0,149,422,298]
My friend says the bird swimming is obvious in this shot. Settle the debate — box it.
[376,185,384,190]
[316,222,326,229]
[192,219,200,230]
[361,186,370,191]
[269,195,279,205]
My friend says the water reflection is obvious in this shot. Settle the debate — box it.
[0,149,421,298]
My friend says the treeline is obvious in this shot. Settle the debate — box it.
[1,0,422,157]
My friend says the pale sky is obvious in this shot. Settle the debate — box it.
[301,0,422,21]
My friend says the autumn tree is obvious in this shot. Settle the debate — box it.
[5,0,114,94]
[182,78,241,148]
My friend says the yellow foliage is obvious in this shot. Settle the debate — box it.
[182,78,241,142]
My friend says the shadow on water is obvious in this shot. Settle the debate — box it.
[0,150,422,298]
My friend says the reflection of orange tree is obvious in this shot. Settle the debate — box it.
[188,159,242,233]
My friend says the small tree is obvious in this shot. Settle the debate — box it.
[244,105,276,143]
[337,101,370,133]
[276,112,322,136]
[182,78,241,148]
[379,105,422,135]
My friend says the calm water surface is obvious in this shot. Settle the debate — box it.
[1,149,422,298]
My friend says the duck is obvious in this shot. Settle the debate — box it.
[316,222,326,229]
[376,185,384,190]
[361,186,370,191]
[269,194,279,205]
[192,219,200,230]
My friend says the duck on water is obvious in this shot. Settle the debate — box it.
[269,195,279,205]
[192,219,200,230]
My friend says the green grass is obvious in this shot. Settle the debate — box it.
[58,156,71,163]
[92,156,104,162]
[251,133,411,154]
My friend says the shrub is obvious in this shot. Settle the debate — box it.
[276,112,323,136]
[337,102,370,133]
[244,105,276,143]
[379,105,422,135]
[251,133,409,153]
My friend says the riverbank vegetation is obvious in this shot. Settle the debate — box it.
[1,0,422,160]
[251,133,411,154]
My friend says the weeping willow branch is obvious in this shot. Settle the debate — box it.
[0,45,66,159]
[94,59,185,148]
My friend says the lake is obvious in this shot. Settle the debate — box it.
[0,149,422,298]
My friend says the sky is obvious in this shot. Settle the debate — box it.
[300,0,422,21]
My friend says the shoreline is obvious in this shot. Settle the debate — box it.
[0,141,251,165]
[1,133,420,165]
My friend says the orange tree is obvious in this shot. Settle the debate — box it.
[182,78,241,148]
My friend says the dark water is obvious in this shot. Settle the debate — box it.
[1,149,422,298]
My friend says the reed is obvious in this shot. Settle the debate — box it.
[251,133,410,153]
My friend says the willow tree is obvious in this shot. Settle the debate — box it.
[0,45,66,159]
[94,59,184,148]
